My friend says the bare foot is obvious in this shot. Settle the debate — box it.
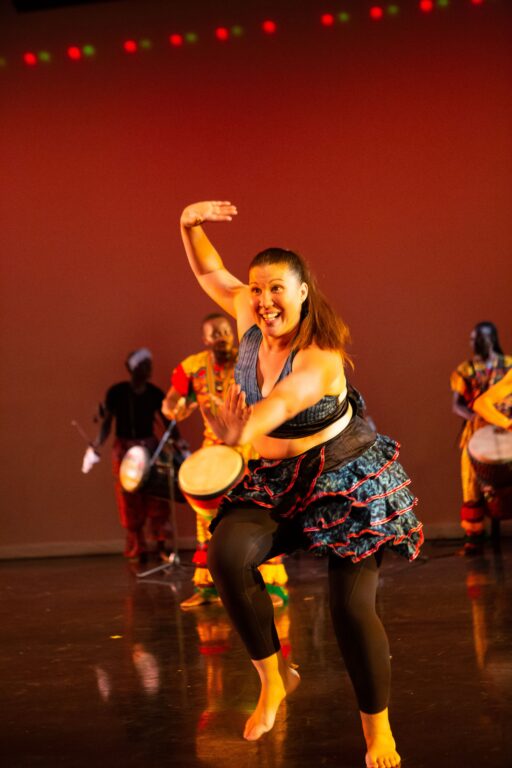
[361,709,401,768]
[243,663,300,741]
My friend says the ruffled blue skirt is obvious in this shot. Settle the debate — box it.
[214,433,423,563]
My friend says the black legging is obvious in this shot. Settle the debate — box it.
[208,505,390,714]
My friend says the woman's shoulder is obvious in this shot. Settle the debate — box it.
[293,344,343,366]
[238,323,261,346]
[292,345,345,391]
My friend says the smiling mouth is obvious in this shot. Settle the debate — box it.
[261,312,280,322]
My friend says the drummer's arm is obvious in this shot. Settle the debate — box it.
[452,392,474,422]
[91,412,113,451]
[162,386,197,422]
[473,379,512,430]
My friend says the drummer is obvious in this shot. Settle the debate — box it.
[83,348,187,563]
[450,322,512,555]
[162,314,289,609]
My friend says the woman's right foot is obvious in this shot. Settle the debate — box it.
[243,665,300,741]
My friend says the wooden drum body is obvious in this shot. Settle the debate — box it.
[468,425,512,520]
[119,445,185,502]
[468,426,512,489]
[178,445,245,513]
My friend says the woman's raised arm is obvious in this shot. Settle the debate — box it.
[180,201,247,318]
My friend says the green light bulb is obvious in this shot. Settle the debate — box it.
[338,12,350,23]
[185,32,199,43]
[140,38,152,50]
[38,51,51,62]
[82,45,96,57]
[231,25,244,37]
[387,4,400,15]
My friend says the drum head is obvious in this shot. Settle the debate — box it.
[468,425,512,465]
[178,445,244,500]
[119,446,151,492]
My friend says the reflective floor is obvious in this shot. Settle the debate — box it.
[1,540,511,768]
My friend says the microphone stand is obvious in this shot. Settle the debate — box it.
[137,420,189,579]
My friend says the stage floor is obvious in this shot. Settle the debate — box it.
[1,540,510,768]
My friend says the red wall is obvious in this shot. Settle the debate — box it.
[1,0,511,556]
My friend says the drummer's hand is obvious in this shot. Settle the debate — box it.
[176,396,198,420]
[82,446,100,474]
[201,384,252,446]
[180,201,238,229]
[162,396,197,421]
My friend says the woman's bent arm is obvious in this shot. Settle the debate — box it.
[204,348,345,446]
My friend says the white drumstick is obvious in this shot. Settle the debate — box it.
[71,420,92,445]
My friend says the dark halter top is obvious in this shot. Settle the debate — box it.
[235,325,348,439]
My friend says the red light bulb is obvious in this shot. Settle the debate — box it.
[67,46,82,60]
[419,0,434,11]
[215,27,229,41]
[261,20,277,35]
[123,40,137,53]
[169,34,183,47]
[23,52,37,66]
[369,6,384,20]
[321,14,335,27]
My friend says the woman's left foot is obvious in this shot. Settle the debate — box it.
[361,709,401,768]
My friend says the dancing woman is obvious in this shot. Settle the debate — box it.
[180,200,423,768]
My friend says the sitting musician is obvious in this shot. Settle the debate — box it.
[162,314,289,609]
[83,348,186,563]
[450,323,512,555]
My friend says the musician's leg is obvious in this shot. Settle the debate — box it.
[180,506,220,608]
[145,496,171,559]
[208,508,300,740]
[460,448,485,555]
[328,552,400,768]
[259,555,289,608]
[114,489,147,559]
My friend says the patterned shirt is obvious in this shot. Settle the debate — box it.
[171,350,237,446]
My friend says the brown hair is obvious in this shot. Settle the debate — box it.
[249,248,352,366]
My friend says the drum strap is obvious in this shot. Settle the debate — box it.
[206,353,233,416]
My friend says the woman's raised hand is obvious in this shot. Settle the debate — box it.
[201,384,252,447]
[181,201,238,229]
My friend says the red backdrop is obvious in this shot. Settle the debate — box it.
[1,0,511,556]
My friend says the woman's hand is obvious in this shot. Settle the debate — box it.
[181,201,238,229]
[201,384,252,446]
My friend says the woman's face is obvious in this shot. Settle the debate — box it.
[249,262,308,338]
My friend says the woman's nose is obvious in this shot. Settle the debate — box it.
[259,290,273,307]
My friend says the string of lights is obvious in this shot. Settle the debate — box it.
[0,0,495,71]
